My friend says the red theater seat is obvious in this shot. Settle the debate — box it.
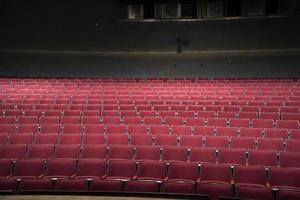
[154,134,177,146]
[27,144,54,159]
[230,137,256,149]
[81,145,107,159]
[286,140,300,152]
[204,136,229,148]
[107,145,134,160]
[74,158,106,179]
[44,158,76,179]
[189,147,217,163]
[257,138,284,151]
[234,165,272,200]
[13,159,45,179]
[197,163,233,200]
[248,150,278,167]
[54,144,80,159]
[218,148,246,165]
[106,159,136,180]
[130,134,152,145]
[8,133,33,144]
[134,145,161,161]
[280,151,300,168]
[161,162,198,194]
[162,146,188,162]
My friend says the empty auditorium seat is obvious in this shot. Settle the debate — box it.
[185,117,205,126]
[193,126,215,136]
[290,129,300,140]
[204,136,229,148]
[154,134,178,146]
[143,117,162,125]
[158,111,175,118]
[239,127,263,138]
[62,124,82,134]
[8,133,33,144]
[106,124,126,134]
[216,127,238,137]
[135,160,166,181]
[217,111,236,120]
[123,117,142,125]
[234,165,272,200]
[26,144,54,159]
[74,158,106,179]
[34,133,58,145]
[269,167,300,200]
[264,128,289,140]
[229,118,250,128]
[0,159,13,178]
[257,138,284,151]
[81,145,107,159]
[0,134,8,144]
[82,134,105,145]
[248,150,278,166]
[189,147,217,163]
[17,124,38,134]
[0,116,16,124]
[280,151,300,168]
[253,119,274,129]
[0,124,16,134]
[259,112,280,121]
[127,124,148,135]
[230,137,256,149]
[107,145,134,160]
[197,111,216,119]
[177,111,195,118]
[218,148,246,165]
[130,134,153,145]
[149,125,169,135]
[286,140,300,152]
[164,117,184,126]
[44,158,76,179]
[39,116,60,124]
[197,163,233,200]
[179,135,203,147]
[171,125,192,136]
[84,124,105,134]
[13,159,45,179]
[82,116,100,124]
[162,146,187,162]
[40,124,61,134]
[238,112,258,120]
[18,116,39,124]
[106,159,136,180]
[54,179,87,191]
[277,120,299,129]
[102,116,122,125]
[207,117,227,127]
[106,134,129,145]
[58,134,82,144]
[161,162,198,194]
[134,145,161,161]
[53,144,81,159]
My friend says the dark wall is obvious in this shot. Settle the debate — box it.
[0,0,299,77]
[1,51,299,78]
[1,0,300,52]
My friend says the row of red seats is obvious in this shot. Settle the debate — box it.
[2,94,300,100]
[1,158,299,200]
[1,104,299,113]
[1,135,300,152]
[1,121,299,135]
[0,115,299,126]
[0,111,300,126]
[0,144,300,167]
